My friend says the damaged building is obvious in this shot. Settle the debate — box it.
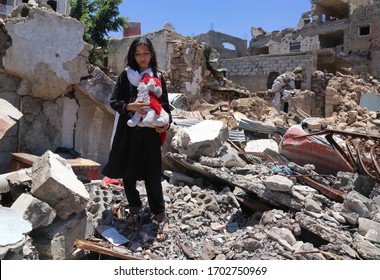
[0,1,380,261]
[217,0,380,95]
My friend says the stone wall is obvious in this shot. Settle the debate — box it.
[370,0,380,78]
[0,73,20,173]
[220,52,316,92]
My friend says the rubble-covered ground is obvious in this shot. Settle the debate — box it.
[1,60,380,260]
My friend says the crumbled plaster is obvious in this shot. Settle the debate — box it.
[185,66,202,96]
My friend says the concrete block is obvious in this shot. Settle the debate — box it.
[31,151,89,220]
[11,193,56,229]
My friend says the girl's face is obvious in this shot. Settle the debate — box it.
[135,44,152,71]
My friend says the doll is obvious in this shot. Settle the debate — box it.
[127,73,169,128]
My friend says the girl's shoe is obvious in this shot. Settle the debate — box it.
[152,213,169,241]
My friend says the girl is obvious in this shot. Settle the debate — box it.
[102,37,172,241]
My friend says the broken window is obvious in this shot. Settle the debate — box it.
[319,31,344,49]
[359,25,370,36]
[316,1,349,22]
[221,42,237,58]
[47,0,57,12]
[251,46,269,55]
[222,42,236,51]
[290,42,301,52]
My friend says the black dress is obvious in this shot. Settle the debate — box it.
[102,70,172,181]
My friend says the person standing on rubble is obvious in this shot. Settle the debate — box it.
[102,36,172,241]
[269,67,302,112]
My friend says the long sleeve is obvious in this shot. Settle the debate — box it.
[110,71,131,115]
[159,74,173,125]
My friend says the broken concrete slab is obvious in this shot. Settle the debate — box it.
[171,120,229,159]
[31,150,89,220]
[0,98,23,121]
[358,217,380,244]
[264,175,294,192]
[0,206,32,259]
[10,193,56,229]
[0,172,12,194]
[30,210,94,260]
[3,6,90,100]
[353,233,380,260]
[5,168,32,201]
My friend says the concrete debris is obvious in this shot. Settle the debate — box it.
[170,119,229,159]
[1,151,94,260]
[0,207,33,259]
[3,5,90,100]
[31,150,90,220]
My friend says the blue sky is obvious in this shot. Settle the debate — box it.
[110,0,312,40]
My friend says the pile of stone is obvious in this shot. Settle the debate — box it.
[86,152,380,260]
[2,118,380,260]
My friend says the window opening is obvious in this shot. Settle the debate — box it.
[290,42,301,52]
[47,0,57,11]
[359,26,370,36]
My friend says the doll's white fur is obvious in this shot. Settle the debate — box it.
[127,75,169,128]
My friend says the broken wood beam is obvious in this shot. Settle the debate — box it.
[74,239,144,260]
[294,172,344,203]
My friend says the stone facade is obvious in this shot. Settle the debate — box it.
[221,52,316,92]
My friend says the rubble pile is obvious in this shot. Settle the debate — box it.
[81,152,380,260]
[326,72,379,131]
[0,151,94,260]
[2,113,380,260]
[229,97,272,122]
[2,40,380,260]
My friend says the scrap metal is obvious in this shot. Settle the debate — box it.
[294,129,380,182]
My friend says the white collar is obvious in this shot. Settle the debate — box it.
[126,67,153,86]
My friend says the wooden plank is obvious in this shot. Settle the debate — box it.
[10,152,101,180]
[74,239,144,260]
[11,152,39,166]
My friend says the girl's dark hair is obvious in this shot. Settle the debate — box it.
[127,37,158,74]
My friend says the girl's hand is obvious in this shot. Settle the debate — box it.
[155,123,170,133]
[128,100,149,115]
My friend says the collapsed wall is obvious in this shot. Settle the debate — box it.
[0,5,114,173]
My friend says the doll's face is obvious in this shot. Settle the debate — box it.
[135,44,152,71]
